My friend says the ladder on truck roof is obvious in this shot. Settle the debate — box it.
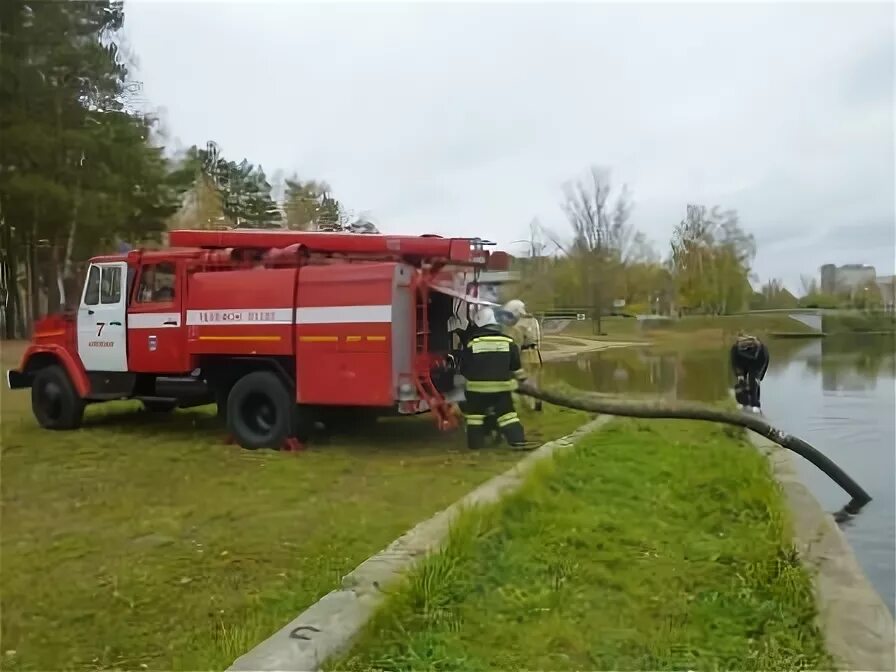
[168,229,505,269]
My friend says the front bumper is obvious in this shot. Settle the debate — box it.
[6,369,31,390]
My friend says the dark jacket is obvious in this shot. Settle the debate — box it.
[460,324,526,393]
[730,337,770,380]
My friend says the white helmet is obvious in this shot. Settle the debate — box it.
[503,299,527,318]
[472,306,498,328]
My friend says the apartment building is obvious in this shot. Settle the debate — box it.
[820,263,877,296]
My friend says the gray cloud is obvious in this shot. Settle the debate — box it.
[124,0,894,292]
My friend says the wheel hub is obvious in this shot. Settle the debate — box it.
[40,381,63,420]
[242,393,277,437]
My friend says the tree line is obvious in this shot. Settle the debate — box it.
[516,165,892,324]
[0,0,369,339]
[515,166,760,329]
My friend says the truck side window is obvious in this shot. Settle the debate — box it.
[84,266,100,306]
[137,262,176,303]
[101,266,122,304]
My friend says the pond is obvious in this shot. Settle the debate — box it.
[542,334,896,616]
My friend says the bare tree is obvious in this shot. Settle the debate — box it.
[551,166,634,333]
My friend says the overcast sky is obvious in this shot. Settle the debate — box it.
[123,0,895,293]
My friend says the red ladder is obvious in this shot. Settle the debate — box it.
[413,285,458,430]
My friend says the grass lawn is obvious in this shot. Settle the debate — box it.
[335,418,832,672]
[0,341,588,671]
[560,314,815,348]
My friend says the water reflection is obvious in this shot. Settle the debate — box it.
[544,335,895,402]
[543,334,896,615]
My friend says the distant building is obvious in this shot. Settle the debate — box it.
[877,275,895,313]
[819,263,877,297]
[820,264,837,294]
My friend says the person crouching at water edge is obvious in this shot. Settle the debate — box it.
[730,332,769,413]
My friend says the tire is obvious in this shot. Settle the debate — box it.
[141,400,177,413]
[226,371,294,450]
[31,365,85,430]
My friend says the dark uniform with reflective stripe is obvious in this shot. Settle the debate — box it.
[459,326,526,448]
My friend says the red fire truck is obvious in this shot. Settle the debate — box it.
[6,229,510,449]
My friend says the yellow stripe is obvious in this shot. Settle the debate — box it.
[466,380,518,393]
[345,335,385,342]
[35,330,66,338]
[497,412,520,427]
[299,336,338,342]
[471,341,510,353]
[471,335,512,341]
[465,414,486,426]
[199,335,282,342]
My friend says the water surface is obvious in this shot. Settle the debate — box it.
[543,334,895,615]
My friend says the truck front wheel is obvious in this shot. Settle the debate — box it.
[226,371,294,450]
[31,365,85,430]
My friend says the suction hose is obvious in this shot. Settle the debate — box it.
[516,381,872,519]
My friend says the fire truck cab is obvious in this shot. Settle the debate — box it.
[6,229,510,450]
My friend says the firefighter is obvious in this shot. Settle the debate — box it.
[500,299,543,412]
[459,306,527,449]
[730,332,770,413]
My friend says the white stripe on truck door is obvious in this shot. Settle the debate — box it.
[127,313,181,328]
[296,305,392,324]
[169,305,393,327]
[186,308,294,326]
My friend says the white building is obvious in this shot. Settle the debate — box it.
[820,263,877,296]
[877,275,895,312]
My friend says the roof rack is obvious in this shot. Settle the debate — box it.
[168,229,505,268]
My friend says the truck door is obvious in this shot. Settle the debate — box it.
[127,260,187,373]
[77,261,129,372]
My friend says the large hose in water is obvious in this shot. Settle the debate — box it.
[516,381,872,519]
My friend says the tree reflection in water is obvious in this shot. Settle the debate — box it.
[543,335,895,402]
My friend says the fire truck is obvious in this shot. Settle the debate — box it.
[6,229,511,450]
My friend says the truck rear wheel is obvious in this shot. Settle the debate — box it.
[31,365,85,430]
[226,371,294,450]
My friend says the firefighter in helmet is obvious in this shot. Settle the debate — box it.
[459,306,527,449]
[500,299,543,412]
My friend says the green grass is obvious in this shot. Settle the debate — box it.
[334,418,832,672]
[559,314,815,348]
[823,311,896,334]
[0,342,588,671]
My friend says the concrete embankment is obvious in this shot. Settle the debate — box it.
[749,432,895,671]
[228,419,609,671]
[540,335,640,361]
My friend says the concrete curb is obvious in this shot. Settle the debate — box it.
[748,432,896,671]
[227,417,609,672]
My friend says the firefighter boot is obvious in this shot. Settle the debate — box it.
[497,411,525,446]
[464,414,487,450]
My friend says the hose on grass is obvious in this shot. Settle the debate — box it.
[516,381,872,520]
